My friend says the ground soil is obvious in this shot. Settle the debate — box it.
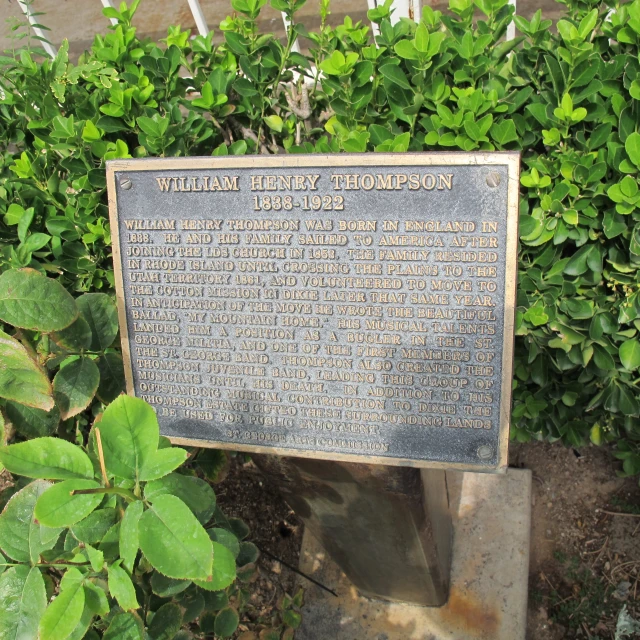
[215,455,305,635]
[510,442,640,640]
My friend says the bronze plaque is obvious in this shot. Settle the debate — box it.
[107,153,519,471]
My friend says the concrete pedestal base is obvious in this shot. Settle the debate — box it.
[296,468,532,640]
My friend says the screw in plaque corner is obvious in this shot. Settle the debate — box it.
[485,172,501,188]
[120,177,132,190]
[477,444,494,461]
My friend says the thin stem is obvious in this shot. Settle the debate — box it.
[94,427,110,488]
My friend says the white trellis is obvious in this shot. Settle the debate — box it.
[17,0,517,59]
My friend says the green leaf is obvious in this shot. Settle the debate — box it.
[139,447,188,482]
[214,607,239,638]
[0,480,61,564]
[0,330,53,410]
[264,115,283,132]
[77,293,119,351]
[39,568,85,640]
[96,352,126,404]
[414,22,430,53]
[619,339,640,370]
[108,562,139,611]
[564,245,593,276]
[34,479,103,527]
[84,544,104,572]
[0,269,77,332]
[208,528,240,558]
[103,612,144,640]
[0,437,94,480]
[71,508,116,545]
[99,395,159,482]
[138,495,213,580]
[51,316,93,351]
[193,542,236,591]
[626,132,640,169]
[6,402,60,438]
[0,566,46,640]
[119,500,143,572]
[593,344,616,371]
[379,64,411,90]
[53,357,100,419]
[83,581,109,617]
[393,40,419,60]
[150,572,190,597]
[147,603,183,640]
[144,473,215,524]
[237,541,259,566]
[490,119,518,146]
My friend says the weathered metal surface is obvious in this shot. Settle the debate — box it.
[295,468,532,639]
[107,153,519,471]
[255,456,452,606]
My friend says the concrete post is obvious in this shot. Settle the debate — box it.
[255,455,452,606]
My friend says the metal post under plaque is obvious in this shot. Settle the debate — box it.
[107,154,530,638]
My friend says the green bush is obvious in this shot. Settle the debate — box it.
[2,0,640,631]
[2,1,640,459]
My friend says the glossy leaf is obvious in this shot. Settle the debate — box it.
[0,269,77,332]
[39,568,85,640]
[119,500,143,572]
[98,395,158,481]
[77,293,119,351]
[144,473,216,524]
[53,357,100,419]
[0,330,53,410]
[34,479,103,527]
[138,495,213,580]
[0,480,61,564]
[619,339,640,371]
[0,566,46,640]
[108,562,139,611]
[0,437,94,480]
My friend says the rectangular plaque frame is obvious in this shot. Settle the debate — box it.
[107,153,519,472]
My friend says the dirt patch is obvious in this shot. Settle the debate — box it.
[510,442,640,639]
[215,455,304,632]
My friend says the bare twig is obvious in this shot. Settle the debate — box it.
[229,118,270,154]
[598,509,640,518]
[94,427,109,488]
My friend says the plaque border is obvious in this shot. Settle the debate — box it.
[107,153,520,472]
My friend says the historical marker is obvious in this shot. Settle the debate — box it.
[107,154,519,471]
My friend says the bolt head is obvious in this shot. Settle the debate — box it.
[477,445,493,460]
[120,178,132,190]
[486,172,501,188]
